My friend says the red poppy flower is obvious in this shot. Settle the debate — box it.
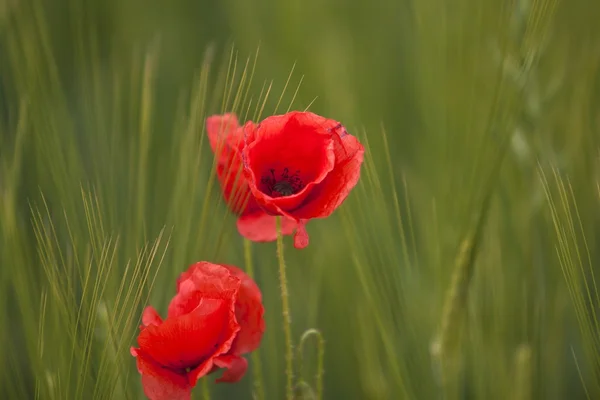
[130,262,265,400]
[206,114,297,241]
[242,111,364,249]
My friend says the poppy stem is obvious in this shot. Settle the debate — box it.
[200,377,210,400]
[276,217,294,400]
[243,239,266,400]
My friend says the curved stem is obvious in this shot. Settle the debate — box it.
[243,239,266,400]
[297,329,326,400]
[276,217,294,400]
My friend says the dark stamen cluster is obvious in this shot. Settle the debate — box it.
[261,168,304,197]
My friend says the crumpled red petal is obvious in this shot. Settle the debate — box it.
[138,297,240,370]
[134,349,191,400]
[236,211,297,242]
[213,354,249,383]
[223,265,266,355]
[170,262,241,318]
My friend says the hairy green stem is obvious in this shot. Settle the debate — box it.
[243,239,266,400]
[276,217,294,400]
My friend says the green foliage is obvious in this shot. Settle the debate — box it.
[1,0,600,399]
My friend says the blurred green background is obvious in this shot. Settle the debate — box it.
[1,0,600,399]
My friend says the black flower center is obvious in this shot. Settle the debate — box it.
[260,168,304,197]
[272,181,294,196]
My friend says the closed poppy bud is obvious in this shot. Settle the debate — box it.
[131,262,265,400]
[242,111,365,249]
[206,114,297,242]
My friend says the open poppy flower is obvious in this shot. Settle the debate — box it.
[131,262,265,400]
[206,114,297,242]
[242,111,364,249]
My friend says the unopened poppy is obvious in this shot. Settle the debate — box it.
[131,262,265,400]
[242,111,364,248]
[206,114,297,241]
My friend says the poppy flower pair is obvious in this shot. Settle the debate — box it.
[207,111,365,249]
[131,111,364,399]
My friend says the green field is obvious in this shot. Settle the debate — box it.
[1,0,600,399]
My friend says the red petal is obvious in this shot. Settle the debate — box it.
[216,155,252,215]
[206,114,239,161]
[185,322,243,386]
[213,355,249,383]
[138,296,240,370]
[170,262,241,318]
[237,120,258,152]
[291,129,364,219]
[293,220,309,249]
[208,119,258,215]
[243,112,335,215]
[236,210,297,242]
[142,306,163,327]
[223,265,265,355]
[134,349,191,400]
